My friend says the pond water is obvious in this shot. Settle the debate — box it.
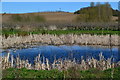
[1,45,120,63]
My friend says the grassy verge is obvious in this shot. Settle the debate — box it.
[2,67,120,79]
[1,29,120,37]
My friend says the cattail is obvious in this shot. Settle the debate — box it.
[52,59,56,69]
[28,63,32,69]
[25,59,29,68]
[41,56,46,70]
[92,57,97,68]
[6,52,10,63]
[102,60,106,70]
[11,55,14,67]
[99,52,103,61]
[106,58,112,69]
[60,60,63,70]
[81,59,86,70]
[46,58,50,70]
[21,60,25,68]
[16,57,20,68]
[1,52,120,71]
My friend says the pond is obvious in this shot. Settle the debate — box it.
[1,45,120,63]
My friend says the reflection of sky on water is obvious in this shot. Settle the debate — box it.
[1,45,119,63]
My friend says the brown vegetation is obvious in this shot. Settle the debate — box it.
[2,12,78,23]
[1,34,119,48]
[1,52,120,71]
[2,11,118,24]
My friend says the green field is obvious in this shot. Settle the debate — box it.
[1,29,120,37]
[2,67,120,79]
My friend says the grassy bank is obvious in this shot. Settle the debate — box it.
[1,29,120,37]
[2,67,120,79]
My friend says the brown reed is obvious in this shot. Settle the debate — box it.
[1,52,120,71]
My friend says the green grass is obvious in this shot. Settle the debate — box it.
[1,29,120,37]
[2,68,64,79]
[2,67,120,79]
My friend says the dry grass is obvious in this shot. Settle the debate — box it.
[2,12,78,23]
[2,12,118,23]
[1,34,119,48]
[1,52,120,71]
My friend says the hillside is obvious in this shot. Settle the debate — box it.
[2,12,78,23]
[2,12,118,27]
[1,11,118,31]
[74,7,119,17]
[2,10,118,24]
[74,3,119,22]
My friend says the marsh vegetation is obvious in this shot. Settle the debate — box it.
[1,2,120,79]
[1,52,120,79]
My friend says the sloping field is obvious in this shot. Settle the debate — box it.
[36,12,78,22]
[2,12,118,31]
[2,11,118,23]
[2,12,78,23]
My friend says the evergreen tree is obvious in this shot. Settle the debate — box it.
[105,2,112,22]
[96,2,100,6]
[90,2,94,7]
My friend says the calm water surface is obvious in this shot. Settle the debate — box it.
[1,45,119,63]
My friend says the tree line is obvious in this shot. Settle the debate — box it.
[74,2,115,22]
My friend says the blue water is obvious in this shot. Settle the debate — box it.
[1,45,120,63]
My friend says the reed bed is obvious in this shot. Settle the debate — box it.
[1,52,120,71]
[1,34,119,48]
[2,22,119,31]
